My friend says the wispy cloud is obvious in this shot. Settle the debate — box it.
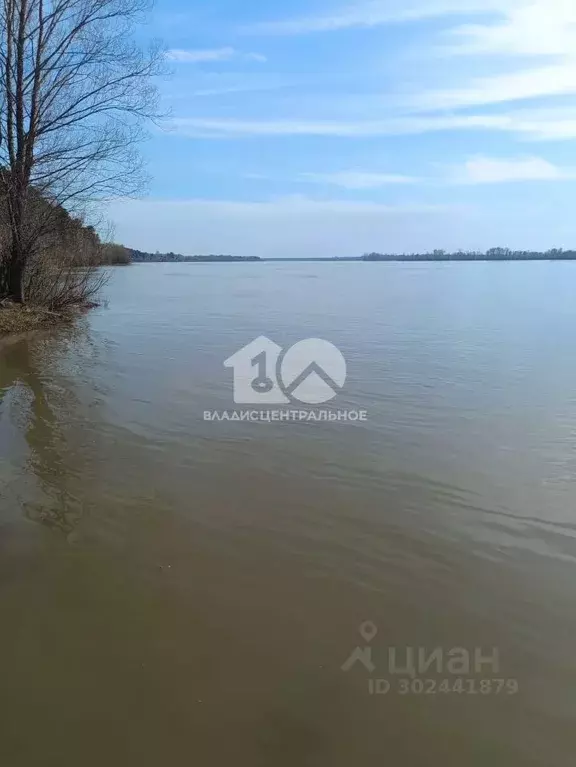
[451,156,576,184]
[170,110,576,141]
[445,0,576,57]
[249,157,574,187]
[167,47,266,63]
[414,63,576,110]
[244,0,505,35]
[170,115,488,138]
[417,1,576,109]
[167,48,235,63]
[245,52,268,62]
[165,72,297,100]
[300,171,418,188]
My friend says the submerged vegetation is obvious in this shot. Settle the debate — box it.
[0,301,78,336]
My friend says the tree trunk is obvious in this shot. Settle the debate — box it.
[7,261,25,303]
[0,265,9,299]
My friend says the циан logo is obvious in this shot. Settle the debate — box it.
[224,336,347,405]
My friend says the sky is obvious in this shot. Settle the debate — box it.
[109,0,576,257]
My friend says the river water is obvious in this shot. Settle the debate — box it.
[1,262,576,765]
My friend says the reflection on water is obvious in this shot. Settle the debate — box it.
[2,263,576,765]
[1,337,75,535]
[0,330,91,537]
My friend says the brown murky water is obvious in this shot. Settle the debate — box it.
[2,262,576,765]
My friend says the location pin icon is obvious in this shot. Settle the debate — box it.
[359,621,378,643]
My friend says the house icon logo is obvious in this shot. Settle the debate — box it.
[224,336,347,405]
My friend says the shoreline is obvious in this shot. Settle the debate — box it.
[0,302,98,340]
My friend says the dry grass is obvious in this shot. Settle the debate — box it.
[0,302,75,336]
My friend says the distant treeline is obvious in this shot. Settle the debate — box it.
[130,250,260,263]
[118,247,576,265]
[362,248,576,261]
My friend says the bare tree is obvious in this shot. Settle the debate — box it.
[0,0,161,303]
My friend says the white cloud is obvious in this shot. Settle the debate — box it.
[510,110,576,140]
[171,117,374,137]
[170,115,489,138]
[300,171,418,188]
[245,0,506,35]
[446,0,576,57]
[417,1,576,109]
[167,48,235,63]
[452,156,576,183]
[416,63,576,110]
[476,108,576,140]
[166,48,266,64]
[169,110,576,141]
[247,158,571,187]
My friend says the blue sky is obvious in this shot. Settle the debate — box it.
[110,0,576,257]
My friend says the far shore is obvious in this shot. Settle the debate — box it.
[129,248,576,263]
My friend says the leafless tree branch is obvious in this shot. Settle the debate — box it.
[0,0,163,303]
